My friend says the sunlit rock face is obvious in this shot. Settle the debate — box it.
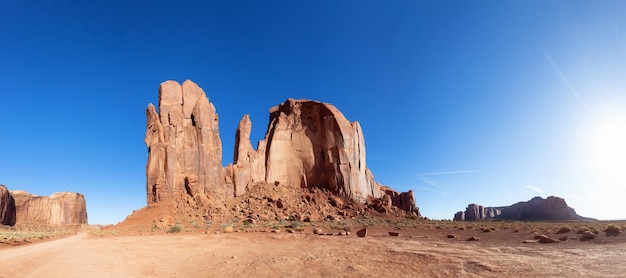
[145,80,420,216]
[260,98,382,202]
[10,190,87,225]
[145,80,227,208]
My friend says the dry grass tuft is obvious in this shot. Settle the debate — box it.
[556,226,571,234]
[604,224,622,236]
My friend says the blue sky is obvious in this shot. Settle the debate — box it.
[1,1,625,224]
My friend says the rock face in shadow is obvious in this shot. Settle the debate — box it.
[9,190,87,225]
[0,185,16,225]
[453,196,593,221]
[145,80,420,217]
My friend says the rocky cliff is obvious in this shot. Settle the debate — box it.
[143,80,420,220]
[0,185,87,226]
[453,196,593,221]
[0,185,16,225]
[11,190,88,225]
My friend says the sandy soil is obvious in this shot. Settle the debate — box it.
[1,227,625,278]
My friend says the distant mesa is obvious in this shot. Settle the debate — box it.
[130,79,420,225]
[0,184,87,226]
[453,196,594,221]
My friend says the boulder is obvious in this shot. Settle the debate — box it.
[534,234,558,243]
[581,231,596,240]
[356,228,368,237]
[0,185,16,225]
[10,190,87,225]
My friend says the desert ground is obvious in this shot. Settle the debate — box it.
[1,221,625,277]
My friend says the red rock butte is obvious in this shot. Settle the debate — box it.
[140,80,419,223]
[0,184,87,226]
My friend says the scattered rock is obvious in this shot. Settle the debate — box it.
[581,231,596,240]
[313,228,323,235]
[523,239,540,243]
[466,236,480,241]
[539,237,558,244]
[558,235,569,241]
[447,234,456,239]
[224,226,234,233]
[388,232,399,237]
[357,228,367,238]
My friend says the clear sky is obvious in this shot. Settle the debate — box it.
[1,1,625,224]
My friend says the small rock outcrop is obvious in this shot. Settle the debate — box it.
[453,196,593,221]
[453,211,465,221]
[11,190,88,225]
[0,185,16,225]
[143,80,420,220]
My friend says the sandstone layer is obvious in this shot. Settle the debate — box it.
[11,190,88,225]
[145,80,226,209]
[0,184,87,226]
[453,196,593,221]
[143,80,420,222]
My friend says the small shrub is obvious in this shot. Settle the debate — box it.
[575,227,589,234]
[604,224,622,236]
[168,225,182,233]
[406,214,419,220]
[556,226,571,234]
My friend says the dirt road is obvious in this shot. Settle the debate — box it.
[1,231,625,277]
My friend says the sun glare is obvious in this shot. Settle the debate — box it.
[586,113,626,182]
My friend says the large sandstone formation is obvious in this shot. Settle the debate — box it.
[0,185,16,225]
[239,98,384,202]
[460,204,502,221]
[453,196,593,221]
[145,80,226,208]
[11,190,88,225]
[144,80,420,217]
